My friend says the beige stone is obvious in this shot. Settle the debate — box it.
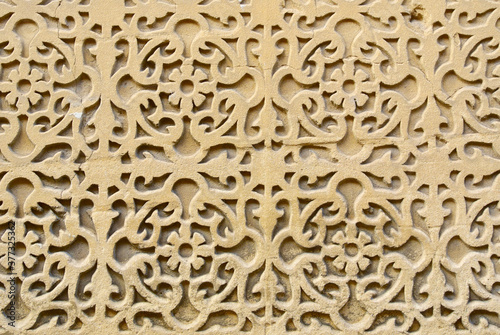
[0,0,500,333]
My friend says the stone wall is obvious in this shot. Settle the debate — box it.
[1,0,500,333]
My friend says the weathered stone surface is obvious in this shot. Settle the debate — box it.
[1,0,500,334]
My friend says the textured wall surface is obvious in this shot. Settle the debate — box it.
[1,0,500,334]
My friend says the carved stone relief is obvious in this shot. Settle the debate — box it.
[0,0,500,334]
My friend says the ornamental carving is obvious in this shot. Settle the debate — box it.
[0,0,500,334]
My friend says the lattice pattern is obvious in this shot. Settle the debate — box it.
[1,0,500,333]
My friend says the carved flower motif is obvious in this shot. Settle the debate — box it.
[326,58,375,112]
[159,223,212,277]
[0,230,43,273]
[1,62,49,111]
[330,224,379,276]
[165,64,211,112]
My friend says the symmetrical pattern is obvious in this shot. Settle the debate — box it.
[1,0,500,333]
